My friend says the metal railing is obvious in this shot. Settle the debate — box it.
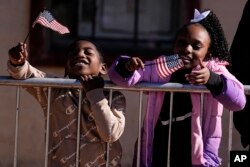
[0,76,249,167]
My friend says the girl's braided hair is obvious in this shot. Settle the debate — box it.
[198,10,231,64]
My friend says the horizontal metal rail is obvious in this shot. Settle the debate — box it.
[0,76,244,93]
[1,76,250,94]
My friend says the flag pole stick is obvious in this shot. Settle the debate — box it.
[23,9,41,43]
[23,30,31,43]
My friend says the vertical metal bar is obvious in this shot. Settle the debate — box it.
[136,90,143,167]
[76,89,82,167]
[167,92,174,167]
[106,89,113,167]
[13,86,20,167]
[136,91,143,167]
[44,87,52,167]
[228,111,233,167]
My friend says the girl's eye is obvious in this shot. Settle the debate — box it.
[192,43,202,50]
[84,50,90,55]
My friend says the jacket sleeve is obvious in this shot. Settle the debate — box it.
[86,89,126,142]
[108,55,175,86]
[108,55,145,87]
[7,60,47,79]
[7,60,50,108]
[213,74,246,111]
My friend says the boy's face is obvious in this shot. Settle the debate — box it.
[65,40,107,78]
[173,24,211,69]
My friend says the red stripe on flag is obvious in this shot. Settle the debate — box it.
[35,18,50,28]
[158,57,168,77]
[155,56,171,78]
[50,20,69,34]
[155,58,164,78]
[156,58,164,78]
[152,55,184,78]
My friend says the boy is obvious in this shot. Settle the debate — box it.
[8,40,126,167]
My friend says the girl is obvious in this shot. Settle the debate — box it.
[108,9,246,167]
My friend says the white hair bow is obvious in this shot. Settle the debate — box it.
[190,9,210,23]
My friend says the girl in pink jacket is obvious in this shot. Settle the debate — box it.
[108,9,246,167]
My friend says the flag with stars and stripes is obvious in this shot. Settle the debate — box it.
[154,54,183,78]
[32,10,70,34]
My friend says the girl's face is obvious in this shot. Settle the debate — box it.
[65,40,106,78]
[173,24,211,69]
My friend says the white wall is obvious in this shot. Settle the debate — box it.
[0,1,45,166]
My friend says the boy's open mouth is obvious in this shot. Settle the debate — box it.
[72,59,89,67]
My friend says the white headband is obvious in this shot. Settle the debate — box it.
[190,9,211,23]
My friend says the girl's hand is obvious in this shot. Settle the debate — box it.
[8,42,28,66]
[125,57,145,72]
[185,59,210,85]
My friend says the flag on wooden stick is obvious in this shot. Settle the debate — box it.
[32,10,70,34]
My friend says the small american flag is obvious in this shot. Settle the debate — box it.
[32,10,70,34]
[154,54,183,78]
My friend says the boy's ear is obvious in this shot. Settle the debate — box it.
[99,63,108,75]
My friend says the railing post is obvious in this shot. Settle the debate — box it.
[167,92,174,167]
[76,89,83,167]
[105,89,113,167]
[13,86,20,167]
[136,91,143,167]
[44,87,52,167]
